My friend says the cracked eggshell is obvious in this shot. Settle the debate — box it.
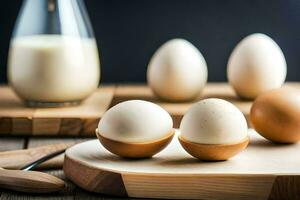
[227,33,287,99]
[98,100,173,143]
[147,38,208,102]
[180,98,248,145]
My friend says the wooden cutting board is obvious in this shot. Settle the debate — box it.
[1,83,299,136]
[0,85,115,136]
[63,129,300,200]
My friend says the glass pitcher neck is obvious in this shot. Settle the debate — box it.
[13,0,94,38]
[23,0,85,9]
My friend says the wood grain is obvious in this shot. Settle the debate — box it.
[0,137,25,198]
[0,169,71,199]
[1,83,299,136]
[0,118,11,135]
[0,142,74,169]
[268,175,300,200]
[26,138,88,169]
[0,138,25,152]
[123,174,275,200]
[0,169,112,200]
[64,130,300,200]
[64,155,128,196]
[0,168,65,193]
[0,139,112,199]
[0,85,115,136]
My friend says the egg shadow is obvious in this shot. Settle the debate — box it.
[249,137,297,149]
[88,152,169,163]
[203,94,240,102]
[156,157,198,166]
[154,156,228,168]
[88,153,121,162]
[111,90,251,105]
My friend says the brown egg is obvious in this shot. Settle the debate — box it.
[250,87,300,143]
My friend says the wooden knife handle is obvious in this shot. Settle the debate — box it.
[0,142,75,169]
[0,168,65,193]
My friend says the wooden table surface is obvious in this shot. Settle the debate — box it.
[0,83,244,199]
[2,83,300,199]
[0,136,140,200]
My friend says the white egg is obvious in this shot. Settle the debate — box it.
[98,100,173,143]
[180,98,248,145]
[147,38,208,101]
[227,33,287,99]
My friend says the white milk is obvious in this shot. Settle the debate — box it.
[8,35,100,104]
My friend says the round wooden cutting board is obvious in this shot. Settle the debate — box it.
[63,130,300,200]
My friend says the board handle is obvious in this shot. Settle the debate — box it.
[0,142,75,169]
[0,168,65,193]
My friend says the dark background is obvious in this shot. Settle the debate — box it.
[0,0,299,83]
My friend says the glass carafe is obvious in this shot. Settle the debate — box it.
[8,0,100,107]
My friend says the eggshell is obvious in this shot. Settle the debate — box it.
[98,100,173,143]
[227,33,287,99]
[180,98,248,145]
[147,38,208,102]
[250,87,300,143]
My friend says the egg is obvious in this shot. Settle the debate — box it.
[96,100,174,158]
[147,38,208,102]
[250,87,300,143]
[227,33,287,99]
[179,98,249,160]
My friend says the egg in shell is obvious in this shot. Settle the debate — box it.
[96,100,174,158]
[227,33,287,99]
[251,87,300,143]
[179,98,249,160]
[147,38,208,102]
